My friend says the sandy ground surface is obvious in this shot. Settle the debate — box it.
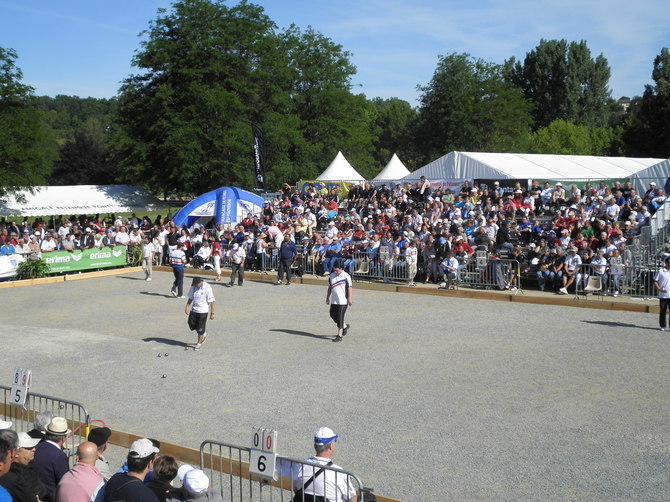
[1,270,669,501]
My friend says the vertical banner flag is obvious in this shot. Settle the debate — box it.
[252,125,266,191]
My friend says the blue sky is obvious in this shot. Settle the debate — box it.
[1,0,668,105]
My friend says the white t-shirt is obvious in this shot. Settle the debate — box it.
[405,246,418,264]
[142,242,155,259]
[654,267,670,299]
[115,232,130,245]
[293,456,357,502]
[328,271,352,305]
[187,281,215,313]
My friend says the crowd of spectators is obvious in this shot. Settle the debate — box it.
[0,416,226,502]
[0,177,665,293]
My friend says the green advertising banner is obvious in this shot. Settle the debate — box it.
[43,246,127,273]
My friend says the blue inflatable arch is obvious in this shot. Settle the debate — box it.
[172,187,265,228]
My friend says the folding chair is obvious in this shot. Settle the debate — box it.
[583,276,603,300]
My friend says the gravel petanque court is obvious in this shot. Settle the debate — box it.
[1,270,669,501]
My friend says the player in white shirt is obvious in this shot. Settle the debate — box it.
[653,256,670,331]
[326,261,353,343]
[185,277,216,350]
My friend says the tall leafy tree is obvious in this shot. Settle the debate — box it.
[0,47,57,197]
[415,53,532,162]
[277,25,377,180]
[115,0,291,196]
[623,47,670,157]
[51,118,119,185]
[370,97,418,169]
[505,39,612,129]
[524,119,622,155]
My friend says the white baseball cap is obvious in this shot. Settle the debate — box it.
[314,427,338,446]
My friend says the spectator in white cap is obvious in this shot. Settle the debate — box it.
[0,431,47,502]
[0,421,10,431]
[293,427,357,502]
[105,438,159,501]
[175,467,223,502]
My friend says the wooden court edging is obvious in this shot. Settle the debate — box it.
[2,265,655,316]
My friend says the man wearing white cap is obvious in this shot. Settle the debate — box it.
[105,438,159,501]
[293,427,357,502]
[177,467,223,501]
[31,416,70,501]
[0,431,47,502]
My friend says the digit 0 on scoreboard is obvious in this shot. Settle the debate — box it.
[251,426,264,450]
[262,429,277,453]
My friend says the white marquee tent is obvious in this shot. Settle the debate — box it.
[629,158,670,193]
[316,151,365,182]
[0,185,164,217]
[402,151,666,192]
[373,153,411,181]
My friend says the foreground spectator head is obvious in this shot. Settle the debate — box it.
[75,442,99,466]
[28,410,52,439]
[177,464,194,484]
[127,438,159,473]
[314,426,338,454]
[152,455,178,483]
[45,416,71,443]
[0,429,18,462]
[0,437,12,477]
[88,426,111,452]
[183,468,209,495]
[16,432,40,465]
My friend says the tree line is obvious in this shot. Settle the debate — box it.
[1,0,669,199]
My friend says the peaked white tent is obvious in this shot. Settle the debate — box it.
[402,151,665,186]
[316,151,365,182]
[373,153,411,181]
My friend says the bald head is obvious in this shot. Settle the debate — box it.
[76,442,99,465]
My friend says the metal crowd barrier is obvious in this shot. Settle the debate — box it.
[0,385,90,466]
[200,440,372,502]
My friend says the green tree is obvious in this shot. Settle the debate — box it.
[415,53,532,162]
[51,118,119,185]
[277,25,377,181]
[35,95,117,144]
[115,1,375,193]
[623,47,670,157]
[0,47,57,197]
[370,97,418,169]
[115,0,289,196]
[524,119,622,155]
[505,39,612,129]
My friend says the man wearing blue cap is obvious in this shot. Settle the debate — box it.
[293,427,357,502]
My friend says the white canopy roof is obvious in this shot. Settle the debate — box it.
[373,153,411,181]
[316,151,365,182]
[403,151,665,184]
[0,185,164,217]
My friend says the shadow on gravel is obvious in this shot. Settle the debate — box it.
[140,292,175,298]
[143,337,190,347]
[581,320,649,330]
[269,328,330,340]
